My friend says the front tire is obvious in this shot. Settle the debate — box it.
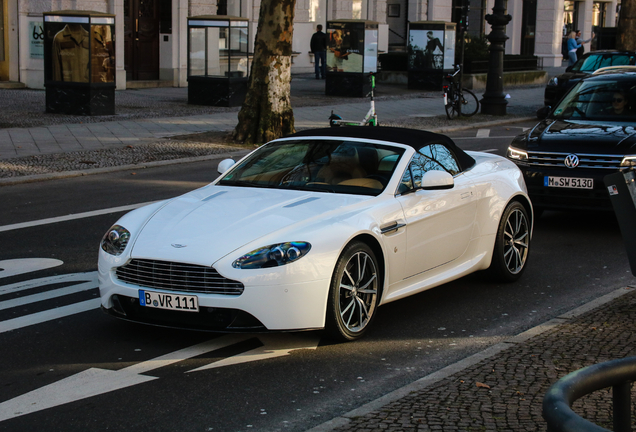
[488,201,530,282]
[325,241,380,341]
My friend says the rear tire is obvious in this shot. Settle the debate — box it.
[459,89,479,117]
[488,201,530,282]
[325,241,380,342]
[445,92,460,119]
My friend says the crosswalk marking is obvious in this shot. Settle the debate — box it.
[0,258,63,279]
[0,298,101,334]
[0,272,99,333]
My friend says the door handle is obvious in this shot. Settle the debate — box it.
[380,222,406,235]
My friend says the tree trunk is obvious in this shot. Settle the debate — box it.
[617,0,636,51]
[233,0,296,144]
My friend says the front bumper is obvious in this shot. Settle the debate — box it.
[99,262,330,332]
[520,166,613,211]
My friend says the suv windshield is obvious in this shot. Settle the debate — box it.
[552,78,636,121]
[218,139,405,196]
[571,53,635,72]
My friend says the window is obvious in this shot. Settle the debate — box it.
[400,144,460,192]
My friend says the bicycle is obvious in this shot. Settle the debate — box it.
[329,72,378,127]
[443,66,479,119]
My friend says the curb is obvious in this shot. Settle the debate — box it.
[306,285,636,432]
[0,118,535,187]
[0,150,251,186]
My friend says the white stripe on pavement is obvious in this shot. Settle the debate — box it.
[0,201,158,233]
[0,298,101,333]
[476,129,490,138]
[0,280,98,311]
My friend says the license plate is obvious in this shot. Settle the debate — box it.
[139,290,199,312]
[544,176,593,189]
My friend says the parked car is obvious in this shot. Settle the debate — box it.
[544,50,636,107]
[99,127,532,341]
[509,67,636,213]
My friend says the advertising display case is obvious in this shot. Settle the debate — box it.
[187,16,250,107]
[43,11,115,115]
[326,20,378,97]
[408,21,456,89]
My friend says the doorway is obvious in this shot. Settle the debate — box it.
[521,0,537,55]
[124,0,160,80]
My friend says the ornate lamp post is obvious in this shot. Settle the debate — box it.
[480,0,512,115]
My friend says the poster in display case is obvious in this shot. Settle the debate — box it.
[187,16,250,107]
[407,21,456,90]
[326,20,378,97]
[43,10,115,115]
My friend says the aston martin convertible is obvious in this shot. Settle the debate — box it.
[98,127,533,341]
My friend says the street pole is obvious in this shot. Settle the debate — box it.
[480,0,511,115]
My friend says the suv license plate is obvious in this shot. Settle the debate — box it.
[544,176,593,189]
[139,290,199,312]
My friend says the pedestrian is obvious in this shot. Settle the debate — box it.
[567,31,584,66]
[575,29,593,59]
[310,24,327,79]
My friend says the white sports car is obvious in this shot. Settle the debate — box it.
[98,127,532,341]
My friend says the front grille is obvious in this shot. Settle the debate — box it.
[116,259,244,296]
[527,151,623,169]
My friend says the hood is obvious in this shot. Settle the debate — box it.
[130,186,371,266]
[525,119,636,153]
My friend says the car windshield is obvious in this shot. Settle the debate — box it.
[571,53,635,72]
[552,78,636,121]
[218,139,405,196]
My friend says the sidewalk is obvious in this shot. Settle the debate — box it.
[0,79,549,183]
[311,286,636,432]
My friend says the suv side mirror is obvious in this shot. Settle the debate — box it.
[536,106,551,120]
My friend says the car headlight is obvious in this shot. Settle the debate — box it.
[101,225,131,256]
[233,242,312,269]
[548,77,559,86]
[507,147,528,162]
[621,155,636,168]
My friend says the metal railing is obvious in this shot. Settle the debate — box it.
[543,356,636,432]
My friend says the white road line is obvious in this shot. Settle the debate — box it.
[0,280,98,311]
[0,272,97,295]
[0,298,101,334]
[0,334,318,421]
[0,258,63,279]
[0,201,158,233]
[476,129,490,138]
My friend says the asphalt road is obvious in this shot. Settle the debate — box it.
[0,121,632,432]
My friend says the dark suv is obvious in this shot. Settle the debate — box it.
[509,67,636,212]
[544,50,636,107]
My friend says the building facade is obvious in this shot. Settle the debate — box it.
[0,0,620,89]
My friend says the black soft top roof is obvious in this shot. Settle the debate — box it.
[287,127,476,171]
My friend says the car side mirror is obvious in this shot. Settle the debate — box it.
[536,106,551,120]
[217,158,236,174]
[565,65,573,73]
[421,170,454,190]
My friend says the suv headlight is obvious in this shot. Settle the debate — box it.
[548,77,559,86]
[507,147,528,162]
[233,242,311,269]
[101,225,131,256]
[621,155,636,168]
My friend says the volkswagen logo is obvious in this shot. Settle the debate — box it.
[564,154,580,168]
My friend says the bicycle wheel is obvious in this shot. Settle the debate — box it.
[459,89,479,117]
[445,91,460,120]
